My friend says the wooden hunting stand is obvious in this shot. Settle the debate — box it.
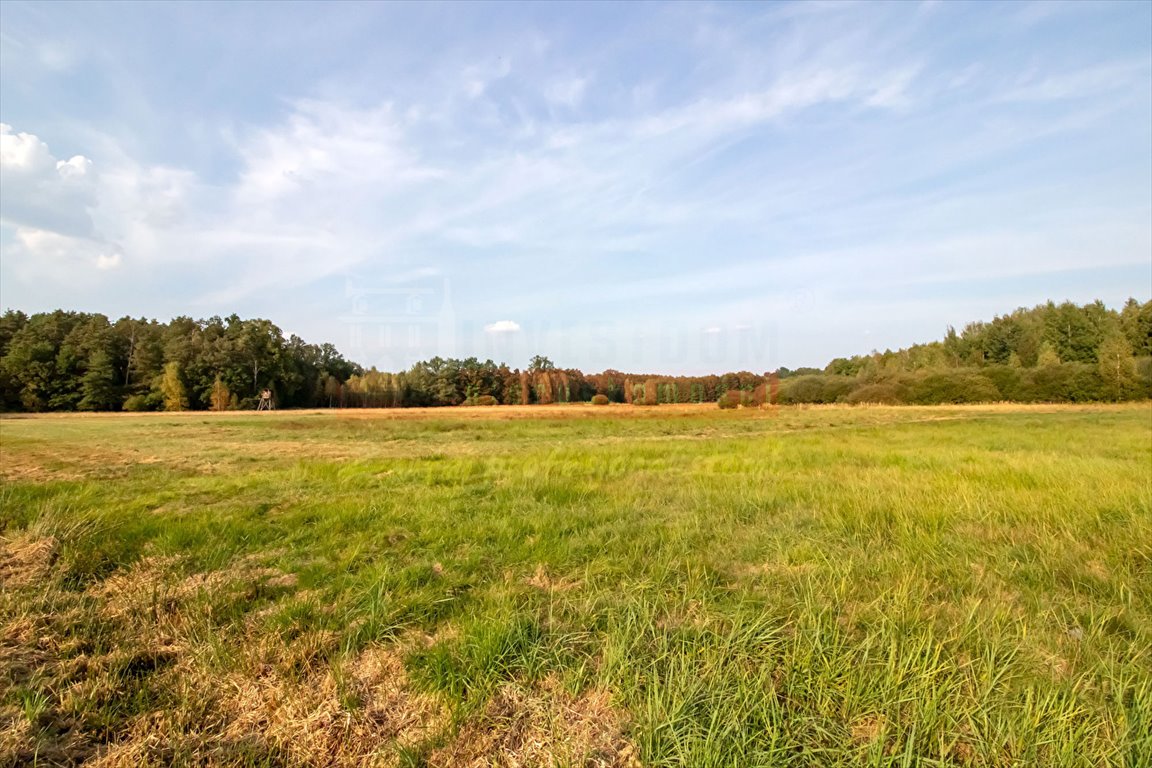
[256,388,274,411]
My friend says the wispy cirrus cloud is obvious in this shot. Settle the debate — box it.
[998,58,1152,103]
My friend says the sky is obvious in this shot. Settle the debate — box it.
[1,0,1149,374]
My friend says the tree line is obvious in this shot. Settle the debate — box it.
[777,298,1151,405]
[0,298,1148,412]
[0,311,356,412]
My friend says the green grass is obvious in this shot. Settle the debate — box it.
[1,403,1150,767]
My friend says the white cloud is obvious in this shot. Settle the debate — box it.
[463,57,512,99]
[37,41,78,72]
[0,123,49,169]
[484,320,521,334]
[95,245,123,270]
[0,123,96,237]
[7,227,113,270]
[55,154,92,179]
[0,125,196,275]
[233,100,443,208]
[0,125,131,273]
[544,76,588,109]
[865,64,921,109]
[445,224,522,247]
[999,59,1151,103]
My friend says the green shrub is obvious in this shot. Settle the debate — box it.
[591,394,609,405]
[981,365,1034,402]
[844,382,908,405]
[1028,363,1109,402]
[717,391,740,409]
[1135,357,1152,398]
[122,394,153,412]
[907,371,1002,404]
[778,375,854,404]
[469,395,499,406]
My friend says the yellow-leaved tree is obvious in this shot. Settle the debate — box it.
[160,362,188,411]
[210,375,231,411]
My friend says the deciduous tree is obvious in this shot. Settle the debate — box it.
[210,375,232,411]
[160,362,189,411]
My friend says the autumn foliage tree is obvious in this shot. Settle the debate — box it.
[536,371,554,405]
[556,371,570,403]
[210,375,231,411]
[160,362,189,411]
[643,379,658,406]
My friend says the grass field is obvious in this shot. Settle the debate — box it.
[1,403,1150,767]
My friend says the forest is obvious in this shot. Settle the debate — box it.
[0,298,1148,412]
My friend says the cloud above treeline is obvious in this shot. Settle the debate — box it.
[485,320,522,334]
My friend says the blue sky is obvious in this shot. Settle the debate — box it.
[1,0,1149,374]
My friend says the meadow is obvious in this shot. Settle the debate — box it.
[1,403,1149,767]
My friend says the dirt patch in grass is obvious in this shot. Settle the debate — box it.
[429,675,641,768]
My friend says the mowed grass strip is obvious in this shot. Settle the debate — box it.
[1,404,1149,767]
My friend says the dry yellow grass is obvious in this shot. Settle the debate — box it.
[2,538,642,767]
[430,676,640,768]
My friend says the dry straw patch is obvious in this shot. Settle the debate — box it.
[737,559,818,582]
[219,644,447,767]
[429,675,641,768]
[84,643,449,768]
[87,553,296,619]
[850,713,888,745]
[0,524,640,766]
[524,563,582,593]
[0,534,58,588]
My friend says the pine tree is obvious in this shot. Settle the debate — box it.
[78,350,119,411]
[1119,298,1152,356]
[393,372,408,407]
